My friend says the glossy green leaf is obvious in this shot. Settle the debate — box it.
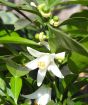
[68,36,88,73]
[60,17,88,29]
[6,59,29,77]
[10,77,22,104]
[0,31,39,46]
[68,52,88,73]
[48,25,88,56]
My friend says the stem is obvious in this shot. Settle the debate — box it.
[0,0,39,15]
[15,9,33,23]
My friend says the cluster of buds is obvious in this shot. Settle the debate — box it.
[30,2,51,18]
[49,16,59,27]
[35,32,47,41]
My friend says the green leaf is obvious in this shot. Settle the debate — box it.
[66,98,74,105]
[74,102,83,105]
[60,0,88,6]
[81,36,88,49]
[0,11,18,24]
[68,52,88,73]
[14,19,30,31]
[0,31,39,46]
[0,78,6,91]
[47,0,60,8]
[10,77,22,104]
[6,59,29,77]
[48,25,88,56]
[47,100,58,105]
[68,36,88,73]
[36,0,44,4]
[68,78,88,96]
[60,17,88,29]
[0,78,6,96]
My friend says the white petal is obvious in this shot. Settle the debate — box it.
[48,62,64,78]
[55,52,65,60]
[22,85,51,100]
[36,86,51,105]
[39,41,50,50]
[27,46,46,57]
[37,70,47,86]
[25,59,38,70]
[36,93,51,105]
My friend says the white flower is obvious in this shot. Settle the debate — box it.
[25,47,64,86]
[22,85,51,105]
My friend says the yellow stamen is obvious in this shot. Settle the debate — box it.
[38,61,46,70]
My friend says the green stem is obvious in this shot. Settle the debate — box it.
[0,0,39,15]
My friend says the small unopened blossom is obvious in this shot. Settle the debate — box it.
[50,16,59,27]
[30,2,37,7]
[25,47,64,86]
[35,32,47,42]
[22,85,51,105]
[38,3,51,18]
[55,52,65,63]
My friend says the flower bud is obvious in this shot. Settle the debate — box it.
[30,2,37,7]
[49,16,59,27]
[38,3,51,18]
[35,32,47,41]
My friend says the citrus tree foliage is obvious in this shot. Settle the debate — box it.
[0,0,88,105]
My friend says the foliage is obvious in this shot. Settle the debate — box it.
[0,0,88,105]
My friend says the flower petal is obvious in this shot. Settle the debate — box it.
[22,85,51,101]
[27,46,45,57]
[48,62,64,78]
[55,52,65,60]
[36,93,51,105]
[39,41,50,50]
[37,70,47,86]
[25,59,38,70]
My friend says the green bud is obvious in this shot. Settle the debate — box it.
[35,33,39,40]
[42,6,50,13]
[53,16,59,22]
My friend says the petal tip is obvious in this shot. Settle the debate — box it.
[37,82,42,87]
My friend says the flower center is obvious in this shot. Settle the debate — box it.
[34,100,38,105]
[38,61,46,70]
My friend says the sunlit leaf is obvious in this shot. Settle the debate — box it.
[10,77,22,104]
[48,25,88,56]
